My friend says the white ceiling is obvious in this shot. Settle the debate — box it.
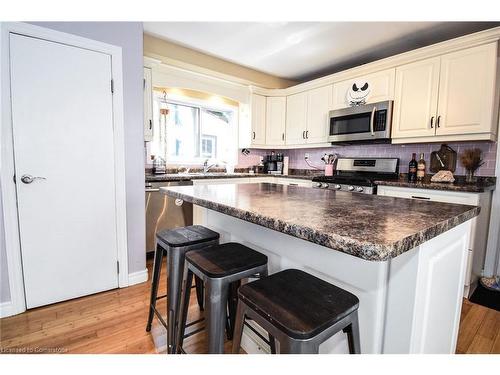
[144,22,499,81]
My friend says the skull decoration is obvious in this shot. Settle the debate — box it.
[347,81,371,106]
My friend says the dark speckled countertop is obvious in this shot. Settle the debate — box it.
[162,183,479,261]
[374,175,496,193]
[146,170,495,193]
[146,172,315,182]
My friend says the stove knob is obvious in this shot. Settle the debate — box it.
[356,186,364,192]
[323,183,329,188]
[334,184,341,190]
[348,185,355,191]
[314,182,322,188]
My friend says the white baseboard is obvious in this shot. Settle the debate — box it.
[0,300,16,318]
[128,268,148,286]
[1,269,149,318]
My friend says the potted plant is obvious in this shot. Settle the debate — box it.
[460,148,484,183]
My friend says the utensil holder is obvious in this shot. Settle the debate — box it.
[325,164,334,176]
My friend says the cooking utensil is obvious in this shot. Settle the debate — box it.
[430,144,457,173]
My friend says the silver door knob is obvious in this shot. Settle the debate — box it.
[21,174,46,184]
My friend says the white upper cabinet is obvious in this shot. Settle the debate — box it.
[251,94,267,146]
[306,85,332,144]
[332,69,395,110]
[392,42,498,143]
[285,85,332,146]
[247,36,500,148]
[392,57,441,139]
[143,67,153,142]
[265,96,287,145]
[436,43,497,136]
[285,92,308,145]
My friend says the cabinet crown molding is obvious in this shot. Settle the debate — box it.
[253,27,500,96]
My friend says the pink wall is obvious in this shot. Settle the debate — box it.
[238,141,498,176]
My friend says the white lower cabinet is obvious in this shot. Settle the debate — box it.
[377,185,492,297]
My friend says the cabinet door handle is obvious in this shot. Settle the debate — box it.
[430,116,434,128]
[302,131,305,139]
[282,133,285,141]
[411,195,431,200]
[149,119,152,130]
[369,107,376,136]
[253,131,256,140]
[437,116,441,128]
[306,130,309,139]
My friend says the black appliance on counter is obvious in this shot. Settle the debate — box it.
[264,152,284,174]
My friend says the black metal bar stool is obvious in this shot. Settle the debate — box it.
[176,242,268,354]
[145,225,219,354]
[231,269,361,354]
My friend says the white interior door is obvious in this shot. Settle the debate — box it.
[10,33,119,308]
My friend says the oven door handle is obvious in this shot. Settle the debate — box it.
[370,106,376,136]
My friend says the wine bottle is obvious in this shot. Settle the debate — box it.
[417,153,426,181]
[408,153,417,183]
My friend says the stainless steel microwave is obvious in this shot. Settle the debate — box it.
[328,100,393,144]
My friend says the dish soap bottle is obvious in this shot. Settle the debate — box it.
[417,153,426,182]
[408,153,417,183]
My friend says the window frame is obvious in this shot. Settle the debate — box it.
[153,92,238,165]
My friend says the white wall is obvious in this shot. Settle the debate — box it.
[0,22,146,305]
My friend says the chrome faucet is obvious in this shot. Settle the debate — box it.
[203,159,217,174]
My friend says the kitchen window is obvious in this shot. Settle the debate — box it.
[151,91,238,165]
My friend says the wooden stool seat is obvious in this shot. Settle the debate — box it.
[177,243,269,353]
[156,225,219,248]
[146,225,220,354]
[232,269,361,354]
[238,269,359,340]
[186,242,268,278]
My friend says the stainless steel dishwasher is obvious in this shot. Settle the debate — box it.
[145,180,193,254]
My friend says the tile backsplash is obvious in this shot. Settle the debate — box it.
[238,141,498,176]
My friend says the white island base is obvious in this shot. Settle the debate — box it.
[194,206,471,354]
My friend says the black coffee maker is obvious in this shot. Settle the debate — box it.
[264,151,284,174]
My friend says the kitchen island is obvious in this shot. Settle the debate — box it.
[162,183,479,354]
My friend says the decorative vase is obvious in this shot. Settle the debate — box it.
[465,169,476,184]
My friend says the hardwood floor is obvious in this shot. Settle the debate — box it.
[1,259,499,354]
[456,298,500,354]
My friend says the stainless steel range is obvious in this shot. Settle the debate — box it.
[311,157,399,194]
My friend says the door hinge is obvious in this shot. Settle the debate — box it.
[111,79,114,94]
[117,261,120,274]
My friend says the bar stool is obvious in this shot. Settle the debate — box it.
[231,269,361,354]
[145,225,220,354]
[176,242,268,354]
